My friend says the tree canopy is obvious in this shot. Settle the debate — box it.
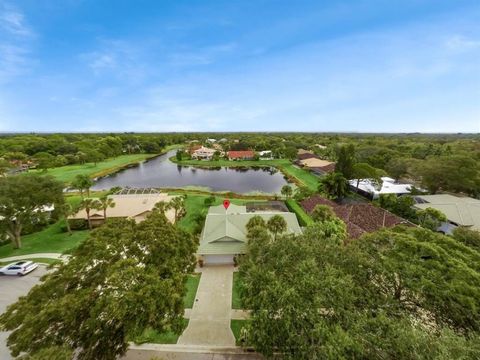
[238,221,480,359]
[0,210,197,360]
[0,174,64,248]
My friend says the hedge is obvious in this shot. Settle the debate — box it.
[285,199,314,227]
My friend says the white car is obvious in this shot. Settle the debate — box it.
[0,261,38,276]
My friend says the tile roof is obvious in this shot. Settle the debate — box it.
[297,152,319,160]
[300,195,411,239]
[227,150,255,159]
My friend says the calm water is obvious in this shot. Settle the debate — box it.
[91,151,290,194]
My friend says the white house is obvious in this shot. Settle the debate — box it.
[258,150,273,160]
[206,138,217,144]
[191,146,217,160]
[350,177,413,199]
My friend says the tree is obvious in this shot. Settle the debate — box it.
[72,174,94,198]
[266,215,287,240]
[176,149,183,161]
[335,144,355,178]
[280,185,292,199]
[376,194,417,222]
[59,203,77,235]
[386,158,410,181]
[168,195,186,224]
[311,204,336,222]
[417,207,447,231]
[86,150,105,166]
[99,196,116,220]
[351,162,383,190]
[246,215,266,232]
[0,159,12,175]
[33,152,55,171]
[239,220,480,359]
[0,174,64,248]
[80,198,101,229]
[0,210,197,360]
[319,172,348,200]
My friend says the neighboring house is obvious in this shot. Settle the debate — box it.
[299,158,335,169]
[258,150,273,160]
[188,144,203,155]
[198,203,302,264]
[218,138,228,143]
[297,152,318,161]
[315,144,328,149]
[297,149,313,155]
[349,177,413,199]
[310,163,336,176]
[191,146,217,160]
[206,138,217,143]
[413,194,480,234]
[227,150,255,160]
[301,195,412,239]
[69,191,176,226]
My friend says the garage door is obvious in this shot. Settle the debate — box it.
[203,255,234,265]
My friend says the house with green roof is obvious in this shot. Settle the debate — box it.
[199,203,302,265]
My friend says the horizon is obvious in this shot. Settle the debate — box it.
[1,0,479,132]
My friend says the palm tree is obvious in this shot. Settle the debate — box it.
[246,215,266,232]
[60,203,77,235]
[153,201,169,214]
[99,196,116,221]
[319,172,348,200]
[72,174,94,199]
[267,215,287,240]
[168,195,186,224]
[80,198,101,229]
[281,185,293,199]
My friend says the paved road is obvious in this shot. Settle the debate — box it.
[0,266,48,360]
[178,265,236,346]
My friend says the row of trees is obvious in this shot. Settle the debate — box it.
[238,212,480,359]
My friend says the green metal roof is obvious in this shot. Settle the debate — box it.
[414,194,480,230]
[198,204,302,255]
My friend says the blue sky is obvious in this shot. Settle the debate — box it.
[0,0,479,132]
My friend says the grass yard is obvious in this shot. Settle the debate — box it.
[131,319,189,345]
[172,157,319,191]
[184,274,201,308]
[232,272,244,309]
[0,220,89,259]
[31,154,157,184]
[231,319,251,346]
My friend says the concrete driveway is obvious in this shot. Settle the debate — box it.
[178,266,236,346]
[0,265,49,360]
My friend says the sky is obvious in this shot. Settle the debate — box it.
[0,0,479,133]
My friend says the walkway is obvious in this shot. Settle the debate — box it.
[178,265,236,346]
[0,253,69,263]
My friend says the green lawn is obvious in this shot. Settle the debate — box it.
[231,319,251,346]
[184,274,201,308]
[0,220,89,259]
[172,157,319,191]
[131,319,189,345]
[285,199,315,226]
[31,154,157,184]
[232,272,244,309]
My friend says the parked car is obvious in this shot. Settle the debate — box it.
[0,261,38,276]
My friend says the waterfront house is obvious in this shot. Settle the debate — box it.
[198,204,302,264]
[227,150,255,160]
[349,177,413,199]
[69,190,176,226]
[191,146,217,160]
[258,150,273,160]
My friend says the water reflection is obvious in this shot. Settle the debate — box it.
[92,150,290,194]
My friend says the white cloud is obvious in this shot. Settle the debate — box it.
[0,4,32,37]
[445,35,480,52]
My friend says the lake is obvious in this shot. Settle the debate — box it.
[91,150,290,194]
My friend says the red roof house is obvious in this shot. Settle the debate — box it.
[227,150,255,160]
[300,195,413,239]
